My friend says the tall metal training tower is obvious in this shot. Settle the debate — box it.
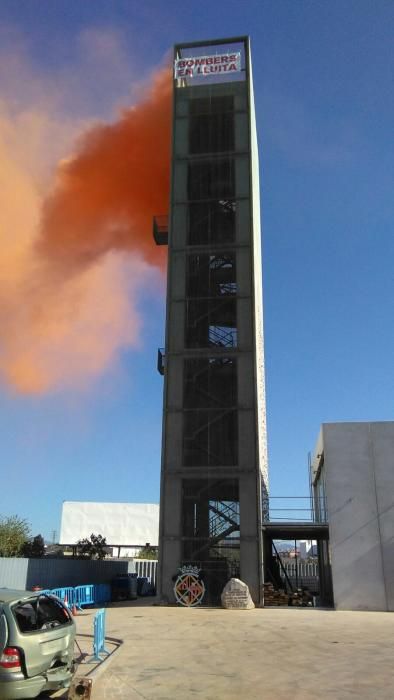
[154,37,268,605]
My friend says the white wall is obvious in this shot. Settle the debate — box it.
[60,501,159,547]
[316,422,394,611]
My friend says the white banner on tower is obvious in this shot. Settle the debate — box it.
[174,52,241,79]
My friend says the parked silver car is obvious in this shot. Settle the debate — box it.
[0,589,75,699]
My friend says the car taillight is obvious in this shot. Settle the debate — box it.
[0,647,22,670]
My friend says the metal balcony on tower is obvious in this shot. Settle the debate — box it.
[157,348,166,375]
[153,215,168,245]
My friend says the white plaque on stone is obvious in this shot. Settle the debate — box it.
[221,578,255,610]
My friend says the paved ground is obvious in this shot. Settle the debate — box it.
[68,601,394,700]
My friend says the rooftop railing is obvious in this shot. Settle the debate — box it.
[268,496,327,524]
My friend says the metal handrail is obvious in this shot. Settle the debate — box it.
[268,496,327,524]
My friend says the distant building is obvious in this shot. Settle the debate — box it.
[60,501,159,556]
[288,548,300,559]
[312,422,394,611]
[299,541,318,559]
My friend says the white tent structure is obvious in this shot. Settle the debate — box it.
[60,501,159,555]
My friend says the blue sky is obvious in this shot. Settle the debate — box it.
[0,1,393,540]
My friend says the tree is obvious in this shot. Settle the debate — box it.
[77,533,108,560]
[21,534,45,558]
[136,543,158,560]
[0,515,30,557]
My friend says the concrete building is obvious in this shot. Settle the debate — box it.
[156,37,268,604]
[312,422,394,611]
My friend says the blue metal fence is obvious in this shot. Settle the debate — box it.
[39,584,111,608]
[34,573,150,609]
[92,609,109,661]
[50,586,77,607]
[75,584,95,608]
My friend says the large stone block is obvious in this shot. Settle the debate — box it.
[221,578,255,610]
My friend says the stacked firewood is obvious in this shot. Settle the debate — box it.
[288,588,314,606]
[262,583,314,607]
[262,582,289,606]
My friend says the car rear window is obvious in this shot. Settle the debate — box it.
[12,596,71,633]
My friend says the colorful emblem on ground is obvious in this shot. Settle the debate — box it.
[174,565,205,607]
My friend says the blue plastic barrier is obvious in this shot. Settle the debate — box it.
[92,609,109,661]
[94,584,111,604]
[75,584,95,609]
[50,587,77,608]
[34,584,110,608]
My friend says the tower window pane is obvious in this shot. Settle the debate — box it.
[183,409,238,467]
[189,96,234,115]
[189,112,234,154]
[188,159,235,201]
[188,200,236,245]
[187,253,236,297]
[184,358,237,409]
[185,299,237,349]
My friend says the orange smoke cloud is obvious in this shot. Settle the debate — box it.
[37,67,171,271]
[0,65,172,394]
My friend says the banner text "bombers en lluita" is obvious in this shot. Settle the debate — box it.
[174,53,241,79]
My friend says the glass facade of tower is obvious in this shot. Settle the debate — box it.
[158,38,268,605]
